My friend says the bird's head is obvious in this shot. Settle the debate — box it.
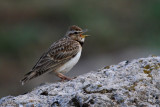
[66,25,89,45]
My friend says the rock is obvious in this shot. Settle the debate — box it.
[1,56,160,107]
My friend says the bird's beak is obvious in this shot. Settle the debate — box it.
[80,29,90,38]
[80,35,90,38]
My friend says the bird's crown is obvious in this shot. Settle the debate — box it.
[69,25,82,32]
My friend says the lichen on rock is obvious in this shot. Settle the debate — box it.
[1,56,160,106]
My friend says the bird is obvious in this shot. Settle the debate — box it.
[20,25,89,85]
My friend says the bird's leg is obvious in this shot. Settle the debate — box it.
[56,73,72,81]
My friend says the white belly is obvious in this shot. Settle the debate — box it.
[57,48,82,74]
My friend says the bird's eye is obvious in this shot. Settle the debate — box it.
[74,32,78,34]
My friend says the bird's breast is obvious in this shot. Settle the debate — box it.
[56,47,82,74]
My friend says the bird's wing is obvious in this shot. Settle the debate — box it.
[21,38,80,84]
[33,38,80,72]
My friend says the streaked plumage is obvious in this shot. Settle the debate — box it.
[21,25,88,85]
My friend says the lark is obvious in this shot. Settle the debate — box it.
[21,25,89,85]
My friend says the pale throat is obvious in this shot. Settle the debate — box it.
[77,38,84,46]
[81,38,85,42]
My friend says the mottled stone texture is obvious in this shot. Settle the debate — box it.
[1,56,160,107]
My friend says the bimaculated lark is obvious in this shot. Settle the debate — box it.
[21,25,89,85]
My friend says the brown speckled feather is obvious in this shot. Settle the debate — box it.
[20,25,88,85]
[21,37,80,84]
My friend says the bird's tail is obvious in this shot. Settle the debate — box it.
[20,71,36,85]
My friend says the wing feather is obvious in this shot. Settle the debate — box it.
[35,38,80,72]
[21,37,80,84]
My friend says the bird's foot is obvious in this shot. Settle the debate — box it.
[57,73,72,82]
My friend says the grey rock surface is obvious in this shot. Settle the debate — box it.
[1,56,160,107]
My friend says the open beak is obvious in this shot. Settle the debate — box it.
[80,29,90,38]
[80,35,90,38]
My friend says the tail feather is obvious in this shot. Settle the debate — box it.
[20,68,50,85]
[20,77,29,85]
[20,71,36,85]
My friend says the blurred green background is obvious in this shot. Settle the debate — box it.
[0,0,160,98]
